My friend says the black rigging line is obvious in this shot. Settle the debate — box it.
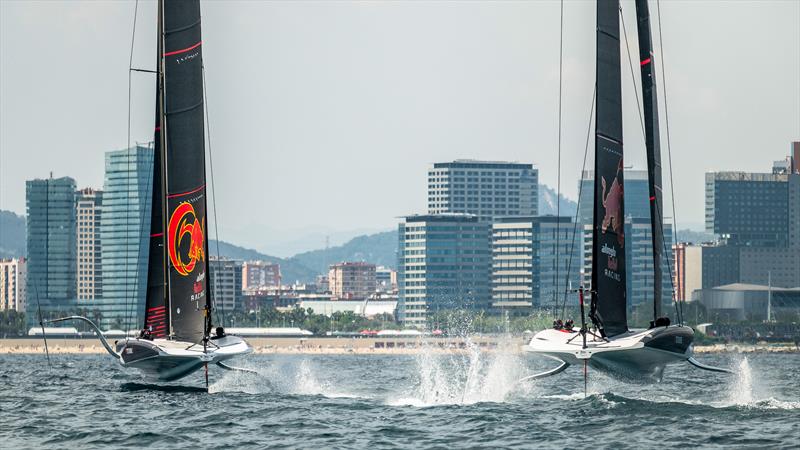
[34,185,51,368]
[202,65,224,328]
[555,0,564,313]
[656,0,684,325]
[559,85,596,321]
[123,0,140,333]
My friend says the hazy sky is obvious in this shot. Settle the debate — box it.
[1,0,798,255]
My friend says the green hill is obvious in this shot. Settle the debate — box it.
[0,210,26,258]
[288,230,398,275]
[209,240,318,284]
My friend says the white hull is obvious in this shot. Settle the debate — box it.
[116,335,252,382]
[524,325,694,382]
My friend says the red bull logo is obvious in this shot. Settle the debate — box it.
[167,201,205,276]
[601,159,625,248]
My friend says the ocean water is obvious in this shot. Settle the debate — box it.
[1,343,798,449]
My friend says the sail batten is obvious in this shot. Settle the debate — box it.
[591,0,628,337]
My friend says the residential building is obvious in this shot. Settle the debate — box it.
[210,257,243,313]
[100,145,154,330]
[242,261,280,290]
[25,175,77,322]
[76,188,102,302]
[316,275,329,294]
[375,266,396,293]
[397,214,491,328]
[0,258,26,312]
[328,262,376,300]
[492,216,580,314]
[673,243,709,302]
[427,160,538,222]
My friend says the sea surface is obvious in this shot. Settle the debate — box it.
[1,342,799,449]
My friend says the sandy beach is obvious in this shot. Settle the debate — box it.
[1,337,798,355]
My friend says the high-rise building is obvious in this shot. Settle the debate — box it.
[492,216,580,314]
[0,258,26,312]
[76,188,102,302]
[25,175,77,321]
[209,257,243,313]
[100,145,154,330]
[704,171,799,248]
[427,160,538,222]
[397,214,491,328]
[328,262,376,300]
[242,261,280,290]
[703,155,800,291]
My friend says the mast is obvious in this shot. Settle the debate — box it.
[144,0,170,338]
[590,0,628,337]
[635,0,665,322]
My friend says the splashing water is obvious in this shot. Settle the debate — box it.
[727,356,754,405]
[388,336,530,407]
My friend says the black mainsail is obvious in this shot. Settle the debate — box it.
[635,0,665,321]
[144,0,211,344]
[591,0,628,337]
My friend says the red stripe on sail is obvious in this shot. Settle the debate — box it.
[167,184,205,199]
[164,41,202,57]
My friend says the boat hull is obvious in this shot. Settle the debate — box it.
[524,325,694,383]
[116,335,252,382]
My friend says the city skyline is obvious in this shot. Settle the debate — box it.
[1,1,798,252]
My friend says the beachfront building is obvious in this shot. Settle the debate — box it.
[328,262,376,300]
[0,258,26,312]
[76,187,103,302]
[397,214,491,328]
[242,261,281,290]
[209,257,243,313]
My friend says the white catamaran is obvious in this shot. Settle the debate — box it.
[524,0,731,383]
[48,0,252,386]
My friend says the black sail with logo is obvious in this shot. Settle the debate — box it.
[144,0,210,344]
[590,0,628,337]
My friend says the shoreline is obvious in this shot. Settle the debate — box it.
[1,338,798,355]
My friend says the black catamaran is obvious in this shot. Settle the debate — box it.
[48,0,251,384]
[524,0,730,382]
